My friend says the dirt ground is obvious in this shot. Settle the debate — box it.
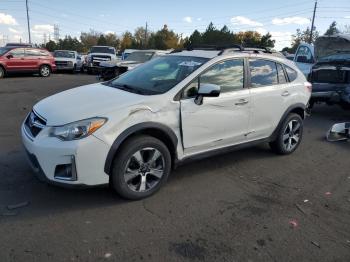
[0,74,349,262]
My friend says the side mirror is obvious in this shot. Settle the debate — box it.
[194,83,221,105]
[327,122,350,142]
[6,54,13,59]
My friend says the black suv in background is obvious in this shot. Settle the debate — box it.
[309,34,350,110]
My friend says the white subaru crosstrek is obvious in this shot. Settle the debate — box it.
[22,46,311,199]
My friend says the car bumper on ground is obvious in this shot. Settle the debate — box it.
[21,123,110,187]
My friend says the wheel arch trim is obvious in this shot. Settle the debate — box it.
[104,122,178,175]
[270,103,306,142]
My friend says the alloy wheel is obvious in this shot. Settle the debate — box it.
[124,147,165,192]
[41,66,50,77]
[283,119,301,151]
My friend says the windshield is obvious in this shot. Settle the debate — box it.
[54,51,75,58]
[125,51,155,63]
[105,55,208,95]
[318,53,350,62]
[0,47,11,56]
[90,46,115,54]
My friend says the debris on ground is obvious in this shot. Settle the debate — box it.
[289,220,298,228]
[303,199,309,203]
[7,201,29,210]
[104,253,112,258]
[311,241,321,248]
[295,204,307,215]
[325,192,332,196]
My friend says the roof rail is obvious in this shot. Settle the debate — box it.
[187,44,243,52]
[170,44,275,55]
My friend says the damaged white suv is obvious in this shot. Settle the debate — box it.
[22,46,311,199]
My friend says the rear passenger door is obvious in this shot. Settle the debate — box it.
[24,48,41,70]
[248,59,294,140]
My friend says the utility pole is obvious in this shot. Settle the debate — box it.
[310,0,317,44]
[26,0,31,44]
[144,22,148,48]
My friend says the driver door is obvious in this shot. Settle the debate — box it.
[180,59,251,152]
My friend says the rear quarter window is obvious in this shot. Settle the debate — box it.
[284,66,298,82]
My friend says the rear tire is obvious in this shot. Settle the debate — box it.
[0,66,5,78]
[111,135,171,200]
[39,65,51,77]
[270,113,303,155]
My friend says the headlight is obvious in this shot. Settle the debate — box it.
[50,118,107,141]
[68,61,73,66]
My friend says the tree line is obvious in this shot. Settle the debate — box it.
[43,21,349,54]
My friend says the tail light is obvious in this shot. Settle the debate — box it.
[304,82,312,92]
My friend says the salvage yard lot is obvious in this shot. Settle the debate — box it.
[0,74,350,261]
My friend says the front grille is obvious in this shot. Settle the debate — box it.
[24,110,46,138]
[312,69,348,84]
[55,61,68,66]
[92,55,111,62]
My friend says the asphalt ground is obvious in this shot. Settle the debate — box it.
[0,74,349,262]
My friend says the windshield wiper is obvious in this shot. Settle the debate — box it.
[113,84,148,95]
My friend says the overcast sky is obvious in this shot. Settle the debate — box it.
[1,0,350,50]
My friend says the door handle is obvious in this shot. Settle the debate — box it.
[235,99,249,106]
[282,91,290,97]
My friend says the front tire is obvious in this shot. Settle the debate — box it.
[39,65,51,77]
[111,135,172,200]
[270,113,303,155]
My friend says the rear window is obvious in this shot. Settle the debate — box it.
[250,59,278,87]
[285,66,298,82]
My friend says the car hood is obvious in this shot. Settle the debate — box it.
[315,34,350,61]
[33,83,146,126]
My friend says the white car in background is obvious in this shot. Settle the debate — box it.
[53,50,82,73]
[86,46,117,74]
[99,50,172,80]
[22,46,311,200]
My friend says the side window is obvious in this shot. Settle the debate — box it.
[9,48,24,57]
[276,63,287,84]
[25,48,41,56]
[285,66,298,82]
[249,59,278,87]
[200,59,244,93]
[39,50,50,56]
[296,46,313,64]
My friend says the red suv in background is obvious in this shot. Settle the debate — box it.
[0,46,56,78]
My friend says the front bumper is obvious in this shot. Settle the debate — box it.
[21,123,110,187]
[56,65,75,70]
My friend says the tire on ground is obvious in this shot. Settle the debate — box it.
[111,135,172,200]
[269,113,304,155]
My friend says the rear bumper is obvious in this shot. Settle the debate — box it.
[311,83,350,104]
